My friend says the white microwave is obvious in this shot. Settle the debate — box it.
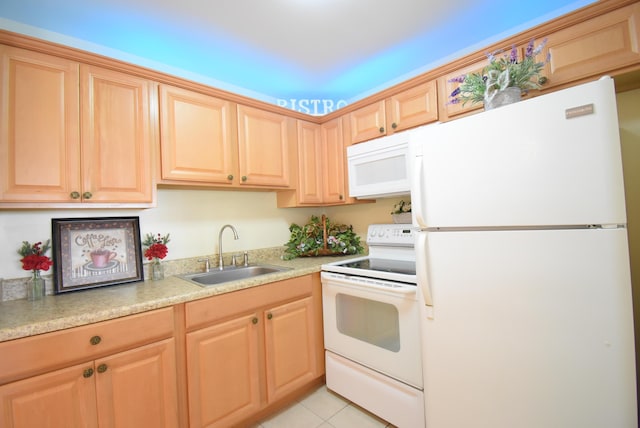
[347,131,412,199]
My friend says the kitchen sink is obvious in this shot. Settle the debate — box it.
[179,264,291,287]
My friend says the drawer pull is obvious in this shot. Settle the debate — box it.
[90,335,102,345]
[83,368,94,378]
[97,363,108,373]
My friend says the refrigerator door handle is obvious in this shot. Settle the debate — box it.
[412,155,426,228]
[415,233,434,315]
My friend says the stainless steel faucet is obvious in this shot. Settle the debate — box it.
[218,224,239,270]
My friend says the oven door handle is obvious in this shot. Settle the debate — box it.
[321,272,416,295]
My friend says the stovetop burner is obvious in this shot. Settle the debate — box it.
[321,224,418,284]
[337,258,416,276]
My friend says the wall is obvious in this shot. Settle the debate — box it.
[617,88,640,387]
[0,188,403,280]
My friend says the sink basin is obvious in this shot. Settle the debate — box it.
[179,264,291,287]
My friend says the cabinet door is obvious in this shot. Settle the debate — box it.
[95,338,179,428]
[264,296,318,402]
[186,313,261,428]
[159,84,236,185]
[349,100,386,143]
[0,45,81,203]
[321,117,346,204]
[237,105,292,187]
[80,65,155,203]
[386,80,438,132]
[296,120,323,204]
[437,59,487,122]
[0,362,97,428]
[542,3,640,89]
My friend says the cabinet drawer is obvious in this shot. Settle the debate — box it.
[0,307,174,384]
[186,275,312,330]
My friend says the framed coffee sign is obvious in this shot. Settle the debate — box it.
[52,217,143,293]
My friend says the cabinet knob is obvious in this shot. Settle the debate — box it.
[538,76,548,85]
[83,191,92,200]
[90,335,102,345]
[267,313,273,320]
[83,368,94,378]
[241,176,247,182]
[252,317,258,324]
[339,194,344,200]
[97,363,108,373]
[379,127,385,133]
[227,174,234,181]
[70,191,81,199]
[391,122,398,129]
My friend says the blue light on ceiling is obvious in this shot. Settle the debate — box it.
[0,0,597,114]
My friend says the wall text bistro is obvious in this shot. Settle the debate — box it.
[277,98,348,116]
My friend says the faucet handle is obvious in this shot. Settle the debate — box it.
[243,251,249,266]
[198,258,210,272]
[231,254,238,267]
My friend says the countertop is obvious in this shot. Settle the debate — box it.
[0,255,351,343]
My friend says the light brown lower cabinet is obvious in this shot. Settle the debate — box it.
[0,277,323,428]
[0,308,179,428]
[0,339,178,428]
[185,274,324,428]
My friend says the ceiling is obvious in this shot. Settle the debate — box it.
[0,0,596,114]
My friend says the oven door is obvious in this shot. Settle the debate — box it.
[321,272,422,388]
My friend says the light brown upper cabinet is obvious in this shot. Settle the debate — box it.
[437,59,489,122]
[320,117,348,204]
[293,120,323,204]
[541,3,640,89]
[0,45,156,207]
[277,117,349,207]
[159,84,237,186]
[80,65,155,204]
[349,80,438,144]
[237,105,295,188]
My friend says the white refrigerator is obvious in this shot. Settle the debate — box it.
[411,76,637,428]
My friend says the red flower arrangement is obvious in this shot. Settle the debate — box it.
[18,240,53,273]
[142,233,170,261]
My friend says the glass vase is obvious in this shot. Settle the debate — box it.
[150,259,164,281]
[27,270,45,301]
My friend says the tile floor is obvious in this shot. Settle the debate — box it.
[255,384,396,428]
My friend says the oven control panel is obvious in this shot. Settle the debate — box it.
[367,224,417,247]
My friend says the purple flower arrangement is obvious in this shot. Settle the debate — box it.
[448,38,550,106]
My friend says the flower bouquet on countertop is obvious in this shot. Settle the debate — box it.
[142,233,170,261]
[18,240,53,273]
[142,233,170,280]
[18,240,53,300]
[283,215,364,260]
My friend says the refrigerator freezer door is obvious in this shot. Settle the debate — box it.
[411,77,627,229]
[417,228,637,428]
